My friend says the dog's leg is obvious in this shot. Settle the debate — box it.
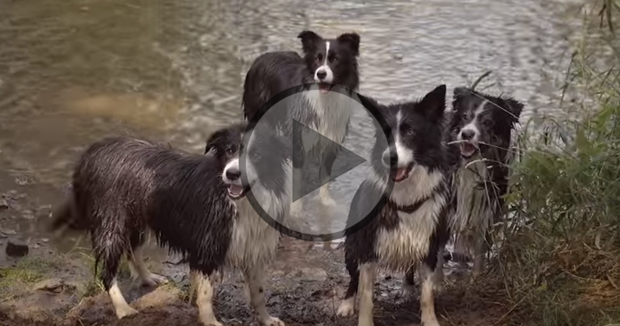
[96,230,138,319]
[108,278,139,319]
[453,235,470,269]
[472,233,486,279]
[401,264,416,296]
[433,247,445,292]
[418,263,441,326]
[290,167,304,217]
[127,236,168,287]
[244,266,285,326]
[318,148,337,208]
[357,263,376,326]
[194,270,222,326]
[337,257,359,317]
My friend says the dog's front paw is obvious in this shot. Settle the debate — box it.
[114,304,139,319]
[261,316,285,326]
[358,317,374,326]
[336,299,355,317]
[200,318,223,326]
[141,273,169,287]
[421,319,441,326]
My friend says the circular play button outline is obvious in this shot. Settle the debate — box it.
[240,83,395,242]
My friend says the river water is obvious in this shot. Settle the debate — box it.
[0,0,586,253]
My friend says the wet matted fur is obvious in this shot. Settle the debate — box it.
[242,30,361,225]
[444,87,524,277]
[336,85,451,326]
[49,122,292,326]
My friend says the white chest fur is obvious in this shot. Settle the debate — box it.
[374,193,447,271]
[301,89,355,150]
[451,161,494,235]
[226,197,281,270]
[371,167,447,271]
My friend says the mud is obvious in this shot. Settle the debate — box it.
[0,229,509,326]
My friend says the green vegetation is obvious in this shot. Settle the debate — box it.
[0,257,58,301]
[486,1,620,325]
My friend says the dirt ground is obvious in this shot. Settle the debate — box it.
[0,234,511,326]
[0,186,509,326]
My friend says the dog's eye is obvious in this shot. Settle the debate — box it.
[483,119,493,127]
[316,53,323,62]
[328,55,337,62]
[406,129,416,136]
[226,148,234,155]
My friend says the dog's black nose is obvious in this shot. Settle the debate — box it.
[461,129,475,140]
[382,151,397,167]
[316,70,327,80]
[226,169,241,181]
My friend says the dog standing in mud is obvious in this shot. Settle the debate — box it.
[444,87,524,277]
[49,122,292,326]
[242,30,361,246]
[337,85,452,326]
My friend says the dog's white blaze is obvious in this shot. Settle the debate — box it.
[458,100,488,143]
[108,278,138,319]
[222,158,241,185]
[314,41,334,84]
[393,109,414,167]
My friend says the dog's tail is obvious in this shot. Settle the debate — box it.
[48,193,89,235]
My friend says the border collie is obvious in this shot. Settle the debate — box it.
[337,85,451,326]
[49,122,292,326]
[445,87,524,277]
[242,30,361,227]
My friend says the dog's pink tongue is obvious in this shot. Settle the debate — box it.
[229,184,243,196]
[461,143,476,154]
[394,168,409,182]
[318,83,330,94]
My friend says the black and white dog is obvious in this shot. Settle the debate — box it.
[337,85,451,326]
[242,30,361,220]
[445,87,523,277]
[49,122,292,326]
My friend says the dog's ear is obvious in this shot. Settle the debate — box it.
[453,87,473,100]
[298,30,322,54]
[337,33,360,56]
[503,97,524,121]
[205,130,227,155]
[419,84,447,122]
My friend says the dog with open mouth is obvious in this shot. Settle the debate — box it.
[242,31,361,248]
[443,86,524,278]
[49,122,292,326]
[337,85,452,326]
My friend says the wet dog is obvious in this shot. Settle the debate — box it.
[444,87,524,277]
[242,30,361,227]
[49,122,292,326]
[337,85,451,326]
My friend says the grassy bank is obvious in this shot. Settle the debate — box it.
[492,2,620,325]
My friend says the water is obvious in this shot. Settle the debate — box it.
[0,0,585,252]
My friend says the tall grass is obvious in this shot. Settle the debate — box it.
[495,2,620,325]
